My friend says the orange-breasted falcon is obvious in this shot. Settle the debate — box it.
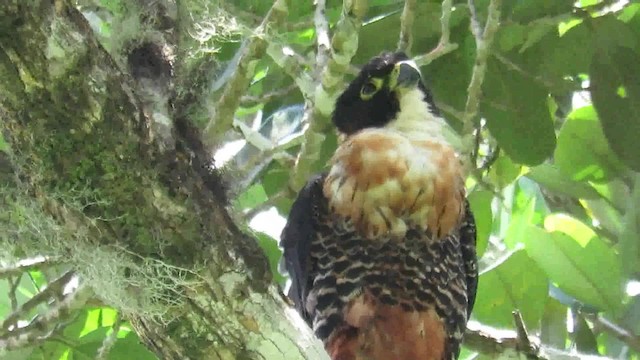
[280,51,477,360]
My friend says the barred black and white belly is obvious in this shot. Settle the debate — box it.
[306,216,470,358]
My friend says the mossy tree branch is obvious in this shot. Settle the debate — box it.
[0,1,326,359]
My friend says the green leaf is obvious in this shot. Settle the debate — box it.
[487,154,521,189]
[540,298,568,349]
[235,183,268,210]
[472,250,547,329]
[106,332,157,360]
[618,175,640,275]
[519,18,557,53]
[554,106,625,182]
[524,219,623,314]
[509,0,574,22]
[261,162,290,196]
[505,177,549,248]
[255,232,285,284]
[525,164,603,200]
[590,45,640,171]
[482,58,556,165]
[498,24,526,52]
[574,313,599,355]
[467,190,493,257]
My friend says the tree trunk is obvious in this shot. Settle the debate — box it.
[0,1,327,359]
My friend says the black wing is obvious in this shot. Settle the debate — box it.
[280,174,325,325]
[460,200,478,318]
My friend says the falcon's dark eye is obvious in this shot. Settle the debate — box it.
[360,78,382,99]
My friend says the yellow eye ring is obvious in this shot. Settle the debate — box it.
[360,78,383,99]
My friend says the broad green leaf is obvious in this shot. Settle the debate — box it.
[524,224,623,314]
[540,298,568,349]
[618,3,640,23]
[236,183,268,210]
[482,58,556,165]
[498,24,526,52]
[544,213,598,246]
[525,164,602,200]
[104,332,157,360]
[467,190,493,257]
[590,45,640,171]
[472,250,547,329]
[519,18,557,53]
[261,162,290,196]
[428,32,475,129]
[618,176,640,275]
[584,196,624,238]
[487,154,521,189]
[255,231,285,284]
[504,177,549,248]
[509,0,574,22]
[543,22,592,77]
[555,106,625,182]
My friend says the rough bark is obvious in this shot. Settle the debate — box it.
[0,1,327,359]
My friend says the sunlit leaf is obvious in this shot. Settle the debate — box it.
[505,177,549,248]
[590,45,640,171]
[555,106,625,182]
[236,184,268,211]
[255,231,285,284]
[473,250,547,329]
[525,164,603,200]
[524,224,623,314]
[467,190,493,257]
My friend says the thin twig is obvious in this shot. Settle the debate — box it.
[314,0,331,75]
[96,312,123,360]
[243,191,288,221]
[460,0,503,161]
[512,310,535,352]
[468,0,483,40]
[267,44,316,99]
[1,271,76,333]
[434,101,465,121]
[0,256,56,278]
[240,84,298,106]
[397,0,417,53]
[414,0,459,66]
[583,312,640,352]
[7,276,20,312]
[203,0,289,147]
[0,283,91,352]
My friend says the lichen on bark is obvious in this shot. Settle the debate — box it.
[0,1,327,359]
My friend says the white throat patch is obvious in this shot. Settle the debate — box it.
[387,87,449,144]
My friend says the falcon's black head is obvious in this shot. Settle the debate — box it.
[332,51,438,135]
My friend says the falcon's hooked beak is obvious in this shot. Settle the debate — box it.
[389,60,421,91]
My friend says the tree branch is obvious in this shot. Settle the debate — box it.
[460,0,502,162]
[584,312,640,353]
[0,256,57,279]
[290,0,369,191]
[464,320,613,359]
[397,0,417,54]
[414,0,459,67]
[203,0,289,147]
